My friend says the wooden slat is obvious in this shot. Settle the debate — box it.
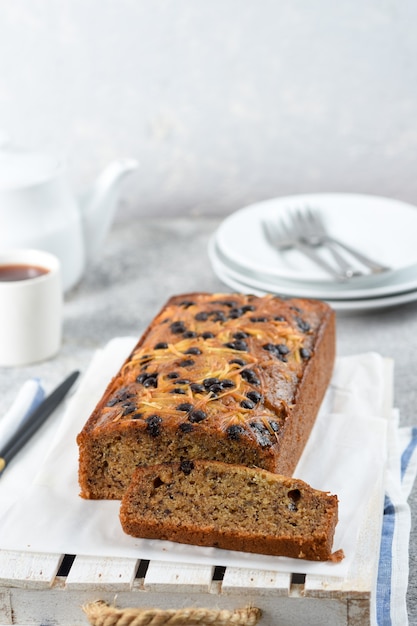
[347,599,371,625]
[2,586,350,626]
[0,587,356,626]
[65,555,139,591]
[144,560,214,593]
[0,550,63,589]
[0,590,12,624]
[222,566,292,596]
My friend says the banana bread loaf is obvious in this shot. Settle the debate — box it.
[120,459,341,561]
[77,292,336,499]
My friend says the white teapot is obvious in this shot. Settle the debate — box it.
[0,146,138,291]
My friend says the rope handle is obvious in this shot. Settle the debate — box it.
[83,600,262,626]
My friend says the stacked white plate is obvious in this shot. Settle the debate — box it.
[209,193,417,312]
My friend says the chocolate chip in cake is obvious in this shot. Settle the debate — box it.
[277,344,290,355]
[246,390,262,404]
[106,387,134,406]
[274,315,286,321]
[226,424,245,440]
[195,311,209,321]
[179,300,195,308]
[269,420,280,432]
[170,388,187,394]
[229,358,247,367]
[228,307,244,319]
[203,377,234,396]
[180,460,195,474]
[179,422,194,433]
[190,383,204,394]
[224,340,248,351]
[166,371,180,379]
[300,348,312,360]
[240,369,260,385]
[262,343,289,361]
[170,321,187,334]
[208,384,223,395]
[240,399,255,409]
[188,409,207,423]
[136,373,158,388]
[178,359,195,367]
[173,378,191,385]
[106,397,120,407]
[249,422,272,448]
[249,316,268,322]
[211,310,227,322]
[203,377,221,389]
[176,403,194,412]
[294,316,311,332]
[233,331,249,340]
[146,415,162,437]
[184,347,202,355]
[154,342,168,350]
[122,402,137,415]
[242,304,255,313]
[200,331,215,339]
[220,379,236,389]
[143,374,158,388]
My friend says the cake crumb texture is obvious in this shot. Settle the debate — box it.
[120,459,341,561]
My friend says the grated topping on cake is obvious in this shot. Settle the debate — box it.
[96,294,318,444]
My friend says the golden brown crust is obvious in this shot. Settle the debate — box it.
[120,460,340,561]
[77,293,336,499]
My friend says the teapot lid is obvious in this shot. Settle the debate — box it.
[0,149,63,189]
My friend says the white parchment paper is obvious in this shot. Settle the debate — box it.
[0,338,392,577]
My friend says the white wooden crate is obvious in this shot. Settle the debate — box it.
[0,478,383,626]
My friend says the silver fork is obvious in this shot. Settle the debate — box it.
[263,217,352,282]
[290,209,363,279]
[298,208,391,275]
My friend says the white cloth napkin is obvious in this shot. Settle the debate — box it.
[0,339,392,579]
[0,378,45,450]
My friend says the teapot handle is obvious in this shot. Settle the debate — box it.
[79,159,138,264]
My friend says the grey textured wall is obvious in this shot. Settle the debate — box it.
[1,0,417,217]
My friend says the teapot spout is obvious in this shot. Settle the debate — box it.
[80,158,138,264]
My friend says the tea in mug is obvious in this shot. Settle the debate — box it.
[0,264,50,282]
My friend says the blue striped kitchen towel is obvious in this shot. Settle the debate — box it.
[377,424,417,626]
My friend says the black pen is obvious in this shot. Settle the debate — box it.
[0,370,80,476]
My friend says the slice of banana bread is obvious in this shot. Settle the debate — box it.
[120,459,341,562]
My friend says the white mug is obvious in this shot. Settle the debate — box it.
[0,249,63,366]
